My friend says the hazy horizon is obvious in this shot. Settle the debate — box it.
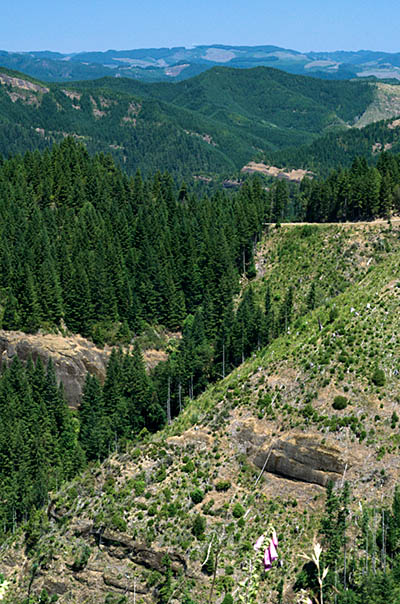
[4,44,400,56]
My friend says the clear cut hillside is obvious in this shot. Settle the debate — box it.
[1,222,400,604]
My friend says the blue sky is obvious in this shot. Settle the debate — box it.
[2,0,400,54]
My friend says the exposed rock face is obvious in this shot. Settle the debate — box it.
[254,435,345,487]
[0,72,49,93]
[103,573,148,594]
[233,419,346,487]
[0,330,108,406]
[91,528,187,573]
[0,330,168,407]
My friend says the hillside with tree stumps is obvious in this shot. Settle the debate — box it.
[1,220,400,604]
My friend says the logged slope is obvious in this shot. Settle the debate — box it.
[2,222,400,604]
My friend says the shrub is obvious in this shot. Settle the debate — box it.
[190,488,204,504]
[147,504,157,517]
[146,570,162,587]
[192,514,206,538]
[372,367,386,387]
[110,512,127,532]
[71,545,91,571]
[183,460,195,473]
[232,503,245,518]
[215,480,231,492]
[377,446,386,460]
[133,480,145,496]
[155,467,166,482]
[332,396,348,410]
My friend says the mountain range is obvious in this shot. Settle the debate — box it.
[2,45,400,84]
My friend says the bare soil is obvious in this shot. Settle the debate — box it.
[241,161,313,182]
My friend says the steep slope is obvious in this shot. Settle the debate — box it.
[355,82,400,128]
[2,222,400,604]
[0,68,237,178]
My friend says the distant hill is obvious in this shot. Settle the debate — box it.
[0,65,386,180]
[2,44,400,83]
[269,114,400,175]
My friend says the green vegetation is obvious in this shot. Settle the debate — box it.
[2,140,400,547]
[1,69,400,602]
[300,153,400,221]
[100,64,373,143]
[0,138,266,342]
[190,488,204,504]
[2,216,400,602]
[0,357,84,534]
[295,483,400,604]
[270,115,400,175]
[263,152,400,223]
[332,396,348,410]
[372,367,386,387]
[0,64,379,181]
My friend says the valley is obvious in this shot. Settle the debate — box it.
[0,52,400,604]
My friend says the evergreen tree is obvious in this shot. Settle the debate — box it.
[79,374,109,461]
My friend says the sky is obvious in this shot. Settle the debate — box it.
[2,0,400,54]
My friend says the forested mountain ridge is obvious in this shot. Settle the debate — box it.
[2,65,400,180]
[2,220,400,604]
[0,67,239,178]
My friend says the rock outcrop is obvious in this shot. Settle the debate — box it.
[233,419,346,487]
[0,330,168,406]
[0,330,108,406]
[91,528,187,573]
[253,435,345,487]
